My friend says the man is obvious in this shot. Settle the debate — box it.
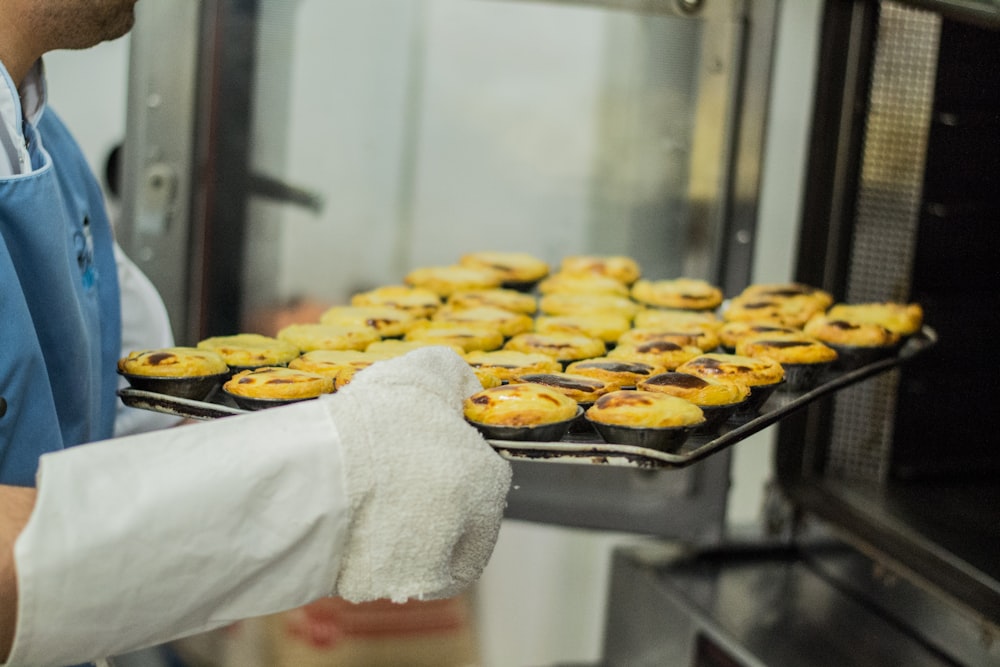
[0,2,511,665]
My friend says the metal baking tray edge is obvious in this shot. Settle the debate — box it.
[118,327,937,470]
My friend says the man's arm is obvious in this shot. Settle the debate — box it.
[0,485,35,662]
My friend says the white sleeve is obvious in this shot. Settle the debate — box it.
[6,347,511,667]
[7,399,350,667]
[113,243,185,436]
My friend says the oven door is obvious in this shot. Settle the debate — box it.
[117,0,780,542]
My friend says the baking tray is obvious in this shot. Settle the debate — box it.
[118,326,937,470]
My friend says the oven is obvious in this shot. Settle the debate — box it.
[115,0,1000,665]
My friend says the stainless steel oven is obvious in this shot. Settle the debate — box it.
[116,0,1000,665]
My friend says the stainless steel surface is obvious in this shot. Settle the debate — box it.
[792,477,1000,634]
[601,544,965,666]
[118,0,203,344]
[804,527,1000,666]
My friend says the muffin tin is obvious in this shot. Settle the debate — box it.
[118,325,937,470]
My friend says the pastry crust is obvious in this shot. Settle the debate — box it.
[404,265,504,297]
[824,302,923,336]
[404,321,505,353]
[364,339,466,357]
[630,278,724,311]
[718,321,802,350]
[288,349,390,378]
[585,390,705,428]
[607,340,703,370]
[735,332,839,365]
[319,305,418,339]
[638,371,750,406]
[537,272,631,297]
[464,350,562,382]
[277,323,381,353]
[118,347,229,378]
[722,293,828,328]
[535,313,633,345]
[617,326,721,353]
[803,314,903,348]
[463,383,579,426]
[634,308,722,330]
[503,331,606,362]
[564,357,666,389]
[223,366,334,400]
[432,305,534,338]
[446,288,538,315]
[458,251,550,285]
[538,293,640,320]
[738,282,834,310]
[195,334,300,368]
[350,285,442,319]
[510,372,613,403]
[676,353,785,387]
[559,255,641,285]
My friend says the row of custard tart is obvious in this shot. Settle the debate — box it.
[118,251,923,411]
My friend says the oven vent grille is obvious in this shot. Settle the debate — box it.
[827,1,940,481]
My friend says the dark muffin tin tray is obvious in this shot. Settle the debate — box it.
[118,327,936,470]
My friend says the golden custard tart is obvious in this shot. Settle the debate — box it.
[319,305,418,339]
[735,332,839,365]
[510,372,613,404]
[607,340,703,371]
[196,333,300,370]
[718,321,803,352]
[537,272,631,297]
[634,307,722,330]
[404,321,505,352]
[617,326,721,353]
[638,371,750,432]
[403,265,504,297]
[824,301,923,336]
[738,282,834,310]
[473,368,505,389]
[803,313,904,369]
[638,371,750,406]
[432,305,534,338]
[447,288,538,315]
[630,277,724,311]
[464,349,563,382]
[118,347,230,400]
[223,366,335,410]
[350,285,442,318]
[735,332,838,391]
[277,323,381,353]
[676,353,785,388]
[585,390,705,452]
[559,255,642,285]
[564,357,666,389]
[504,331,607,363]
[288,349,390,379]
[676,353,785,418]
[534,313,633,345]
[364,339,466,357]
[538,293,640,320]
[463,383,581,442]
[721,293,828,328]
[458,251,550,288]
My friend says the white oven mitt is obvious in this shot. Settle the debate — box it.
[326,345,512,603]
[6,347,511,667]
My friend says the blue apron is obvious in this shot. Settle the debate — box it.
[0,108,121,486]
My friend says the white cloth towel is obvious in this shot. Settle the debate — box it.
[326,346,513,603]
